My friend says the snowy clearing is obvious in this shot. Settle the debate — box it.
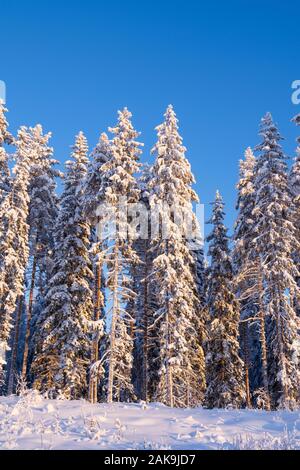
[0,392,300,450]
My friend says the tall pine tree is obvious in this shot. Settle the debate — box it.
[205,191,245,409]
[149,105,206,408]
[128,164,161,402]
[93,108,142,403]
[0,127,31,388]
[21,125,59,380]
[233,147,259,407]
[0,101,13,207]
[84,132,111,403]
[253,113,300,409]
[32,132,94,398]
[290,114,300,317]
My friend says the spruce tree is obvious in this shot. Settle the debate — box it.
[92,108,142,403]
[253,113,300,409]
[84,132,111,403]
[233,147,258,407]
[0,127,31,387]
[0,103,13,382]
[128,164,160,402]
[205,191,245,409]
[32,132,94,398]
[290,114,300,317]
[149,105,206,407]
[0,101,13,207]
[190,237,207,406]
[21,125,59,380]
[234,147,271,410]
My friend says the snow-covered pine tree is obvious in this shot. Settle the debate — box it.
[290,114,300,317]
[0,100,13,208]
[91,108,142,403]
[233,147,271,410]
[149,105,206,408]
[127,164,161,402]
[85,132,112,218]
[84,132,112,403]
[0,127,31,389]
[233,147,257,407]
[21,125,59,380]
[190,235,207,406]
[205,191,245,409]
[192,239,207,315]
[253,113,300,409]
[31,132,94,398]
[0,103,14,382]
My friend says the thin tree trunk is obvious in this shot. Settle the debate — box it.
[165,244,173,408]
[142,241,149,402]
[275,294,288,407]
[130,318,134,339]
[258,269,271,411]
[7,297,24,395]
[186,381,191,408]
[22,236,39,379]
[107,240,120,403]
[89,259,103,403]
[165,240,174,408]
[166,311,174,408]
[142,312,149,402]
[241,322,252,408]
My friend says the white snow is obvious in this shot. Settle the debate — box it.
[0,392,300,450]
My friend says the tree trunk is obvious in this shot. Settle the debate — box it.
[142,241,149,402]
[186,381,191,408]
[7,297,24,395]
[21,239,38,380]
[258,269,271,411]
[89,259,103,404]
[165,240,174,408]
[107,240,120,403]
[142,312,149,402]
[166,311,174,408]
[241,322,252,408]
[275,294,288,407]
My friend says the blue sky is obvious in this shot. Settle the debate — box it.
[1,0,300,234]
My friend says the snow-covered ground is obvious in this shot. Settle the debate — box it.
[0,391,300,450]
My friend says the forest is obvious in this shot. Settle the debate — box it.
[0,100,299,412]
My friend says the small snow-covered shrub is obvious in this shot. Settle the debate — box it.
[230,429,300,450]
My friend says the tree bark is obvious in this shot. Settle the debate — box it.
[89,260,103,403]
[107,239,120,403]
[22,237,39,380]
[258,269,271,411]
[241,322,252,408]
[7,296,24,395]
[142,241,149,402]
[165,240,174,408]
[166,309,174,408]
[275,294,288,407]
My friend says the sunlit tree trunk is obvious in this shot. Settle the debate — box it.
[89,259,103,403]
[7,296,24,395]
[107,240,120,403]
[22,235,39,379]
[258,270,271,411]
[241,322,252,408]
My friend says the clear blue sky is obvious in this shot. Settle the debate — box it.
[1,0,300,234]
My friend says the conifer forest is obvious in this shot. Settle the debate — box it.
[0,100,299,415]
